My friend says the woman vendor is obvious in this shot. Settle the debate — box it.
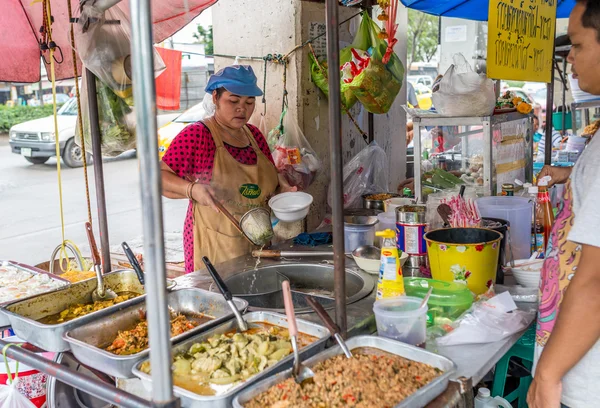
[161,65,294,272]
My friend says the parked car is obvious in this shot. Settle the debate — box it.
[506,87,535,105]
[408,75,434,89]
[9,97,178,167]
[413,83,433,110]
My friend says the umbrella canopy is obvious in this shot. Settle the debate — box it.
[1,0,216,83]
[400,0,575,21]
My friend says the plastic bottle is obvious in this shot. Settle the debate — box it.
[474,388,512,408]
[528,185,539,255]
[375,229,405,299]
[536,178,555,255]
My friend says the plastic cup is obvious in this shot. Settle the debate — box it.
[373,296,427,346]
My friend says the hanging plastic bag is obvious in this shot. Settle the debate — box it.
[75,5,165,106]
[0,346,36,408]
[327,141,389,210]
[267,109,286,151]
[342,13,403,114]
[432,54,496,117]
[272,111,322,191]
[308,49,357,111]
[76,73,136,157]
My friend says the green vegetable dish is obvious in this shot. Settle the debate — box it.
[139,323,317,396]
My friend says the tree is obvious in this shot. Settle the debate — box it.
[407,9,439,65]
[194,25,213,56]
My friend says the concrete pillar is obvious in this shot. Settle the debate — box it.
[213,1,408,232]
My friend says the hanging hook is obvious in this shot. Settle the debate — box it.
[49,41,64,64]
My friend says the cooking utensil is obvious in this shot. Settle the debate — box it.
[202,256,248,332]
[252,245,380,259]
[459,185,466,198]
[212,200,256,245]
[420,287,433,308]
[121,242,144,286]
[306,296,352,358]
[437,204,452,228]
[239,207,274,247]
[282,280,315,385]
[85,222,117,301]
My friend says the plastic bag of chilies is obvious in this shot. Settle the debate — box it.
[272,109,322,191]
[342,13,404,114]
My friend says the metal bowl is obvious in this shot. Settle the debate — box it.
[362,193,401,211]
[343,215,379,227]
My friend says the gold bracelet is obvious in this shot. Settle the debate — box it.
[186,182,196,200]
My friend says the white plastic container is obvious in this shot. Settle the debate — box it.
[376,212,396,246]
[510,258,543,288]
[268,192,313,222]
[474,388,512,408]
[373,296,427,346]
[344,224,376,252]
[476,196,533,260]
[569,74,600,103]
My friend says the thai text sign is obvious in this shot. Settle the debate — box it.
[487,0,557,82]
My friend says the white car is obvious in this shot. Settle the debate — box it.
[9,97,178,167]
[408,75,434,89]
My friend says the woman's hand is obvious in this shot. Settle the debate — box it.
[538,165,572,187]
[527,375,562,408]
[191,183,220,212]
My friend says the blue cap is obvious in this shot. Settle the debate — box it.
[205,65,263,97]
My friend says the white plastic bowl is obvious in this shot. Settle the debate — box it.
[352,252,409,275]
[511,258,543,288]
[269,192,313,223]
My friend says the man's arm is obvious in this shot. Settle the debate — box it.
[528,244,600,408]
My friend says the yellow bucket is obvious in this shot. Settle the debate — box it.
[424,228,503,295]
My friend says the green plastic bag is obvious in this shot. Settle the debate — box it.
[348,60,401,114]
[345,13,404,114]
[308,51,357,111]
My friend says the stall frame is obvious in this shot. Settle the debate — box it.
[413,112,534,203]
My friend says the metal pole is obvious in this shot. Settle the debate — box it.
[545,30,557,166]
[0,340,150,408]
[85,69,112,273]
[562,58,567,134]
[129,0,178,405]
[325,0,347,336]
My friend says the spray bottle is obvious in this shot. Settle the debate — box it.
[375,229,405,299]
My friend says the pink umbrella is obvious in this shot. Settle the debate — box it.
[1,0,216,82]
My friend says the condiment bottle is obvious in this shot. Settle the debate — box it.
[375,229,405,300]
[474,388,512,408]
[535,179,554,255]
[501,183,514,196]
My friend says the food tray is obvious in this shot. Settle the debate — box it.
[132,311,330,408]
[0,261,71,327]
[0,269,176,352]
[233,335,457,408]
[63,288,248,378]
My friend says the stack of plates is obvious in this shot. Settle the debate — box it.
[566,135,587,153]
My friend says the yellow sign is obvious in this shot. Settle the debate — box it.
[487,0,557,83]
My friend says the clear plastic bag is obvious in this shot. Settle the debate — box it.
[75,5,165,105]
[76,74,136,157]
[0,348,36,408]
[432,54,495,117]
[328,141,389,210]
[272,110,322,191]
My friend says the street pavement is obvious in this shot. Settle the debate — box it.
[0,138,188,266]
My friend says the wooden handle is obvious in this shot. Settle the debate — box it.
[282,281,298,337]
[213,199,251,239]
[252,250,281,258]
[306,296,340,335]
[85,222,101,266]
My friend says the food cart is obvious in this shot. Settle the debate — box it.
[0,0,570,407]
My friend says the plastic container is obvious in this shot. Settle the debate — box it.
[510,259,543,288]
[373,296,427,346]
[375,229,405,300]
[268,192,313,222]
[424,228,502,295]
[343,216,378,252]
[376,212,396,246]
[404,277,473,326]
[476,196,533,260]
[474,388,512,408]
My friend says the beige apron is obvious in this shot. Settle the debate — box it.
[193,117,279,269]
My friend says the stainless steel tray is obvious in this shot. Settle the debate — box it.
[132,311,330,408]
[233,335,457,408]
[0,261,71,326]
[1,269,176,352]
[63,288,249,378]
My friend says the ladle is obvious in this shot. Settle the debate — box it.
[85,222,117,302]
[306,296,352,358]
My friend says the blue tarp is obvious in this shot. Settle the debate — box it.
[400,0,575,21]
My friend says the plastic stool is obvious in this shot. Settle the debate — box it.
[492,324,536,408]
